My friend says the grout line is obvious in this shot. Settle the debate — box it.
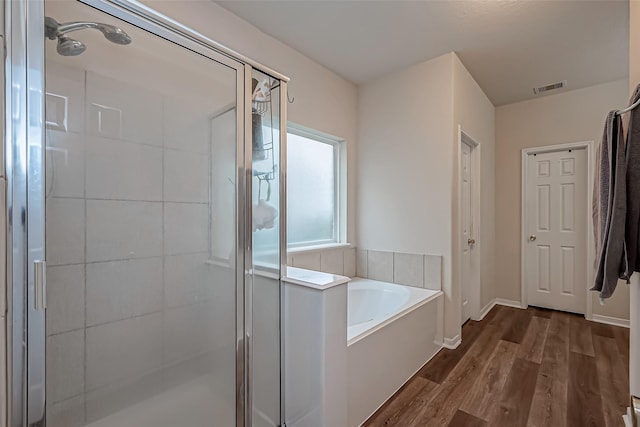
[83,67,89,424]
[48,252,208,268]
[84,309,165,331]
[160,96,167,391]
[87,132,208,154]
[51,195,208,205]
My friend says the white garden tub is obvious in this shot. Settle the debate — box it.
[348,277,441,345]
[347,277,443,426]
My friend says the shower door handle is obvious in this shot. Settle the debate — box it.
[34,261,46,310]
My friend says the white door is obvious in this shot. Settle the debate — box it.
[461,142,475,323]
[525,148,587,314]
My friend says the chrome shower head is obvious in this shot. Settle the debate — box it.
[96,24,132,45]
[57,35,86,56]
[45,16,132,56]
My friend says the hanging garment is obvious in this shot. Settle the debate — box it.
[625,85,640,277]
[592,110,627,299]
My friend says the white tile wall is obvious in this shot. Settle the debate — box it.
[86,200,163,262]
[355,248,442,291]
[344,248,356,277]
[356,249,368,278]
[163,100,211,153]
[163,304,211,363]
[46,330,84,404]
[86,258,163,326]
[84,372,164,424]
[46,265,85,335]
[47,395,85,427]
[46,198,85,266]
[46,131,85,198]
[287,247,357,278]
[424,255,442,291]
[86,312,163,391]
[164,253,210,308]
[320,249,344,275]
[393,252,424,288]
[86,136,163,201]
[45,66,223,419]
[86,72,162,146]
[290,252,321,271]
[164,203,209,255]
[45,61,85,134]
[164,149,209,203]
[367,250,394,282]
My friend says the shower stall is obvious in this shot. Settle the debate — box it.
[2,0,287,426]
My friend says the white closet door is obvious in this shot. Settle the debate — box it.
[525,148,587,314]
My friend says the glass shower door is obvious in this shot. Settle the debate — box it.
[41,1,243,426]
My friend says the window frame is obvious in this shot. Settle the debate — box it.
[286,123,344,249]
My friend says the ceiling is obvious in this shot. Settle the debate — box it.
[217,0,629,106]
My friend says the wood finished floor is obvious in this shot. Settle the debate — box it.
[364,305,630,427]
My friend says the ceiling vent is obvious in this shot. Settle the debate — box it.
[533,80,567,95]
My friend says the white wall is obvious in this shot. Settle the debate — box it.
[140,0,359,245]
[358,52,495,341]
[495,79,630,320]
[452,54,496,311]
[357,53,455,337]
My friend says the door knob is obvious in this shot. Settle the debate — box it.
[468,238,476,245]
[529,235,537,241]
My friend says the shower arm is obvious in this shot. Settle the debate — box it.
[55,22,105,37]
[44,18,111,41]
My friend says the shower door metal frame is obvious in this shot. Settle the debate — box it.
[3,0,289,426]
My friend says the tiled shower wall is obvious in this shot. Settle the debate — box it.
[45,61,222,425]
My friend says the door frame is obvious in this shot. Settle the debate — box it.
[457,127,481,324]
[520,140,595,319]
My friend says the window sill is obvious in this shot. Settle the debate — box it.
[287,242,353,255]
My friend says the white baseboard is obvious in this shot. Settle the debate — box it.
[443,334,461,349]
[476,300,496,321]
[591,314,630,328]
[494,298,524,309]
[476,298,524,322]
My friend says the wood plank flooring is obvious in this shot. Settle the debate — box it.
[364,305,630,427]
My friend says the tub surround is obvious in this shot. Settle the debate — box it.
[287,246,356,277]
[356,249,442,291]
[286,246,442,293]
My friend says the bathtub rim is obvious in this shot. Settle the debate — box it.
[347,278,443,346]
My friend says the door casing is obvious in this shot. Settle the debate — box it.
[457,127,481,325]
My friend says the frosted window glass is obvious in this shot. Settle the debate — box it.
[287,132,335,245]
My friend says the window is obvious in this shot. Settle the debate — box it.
[287,124,343,248]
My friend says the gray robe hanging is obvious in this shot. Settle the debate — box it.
[592,111,627,299]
